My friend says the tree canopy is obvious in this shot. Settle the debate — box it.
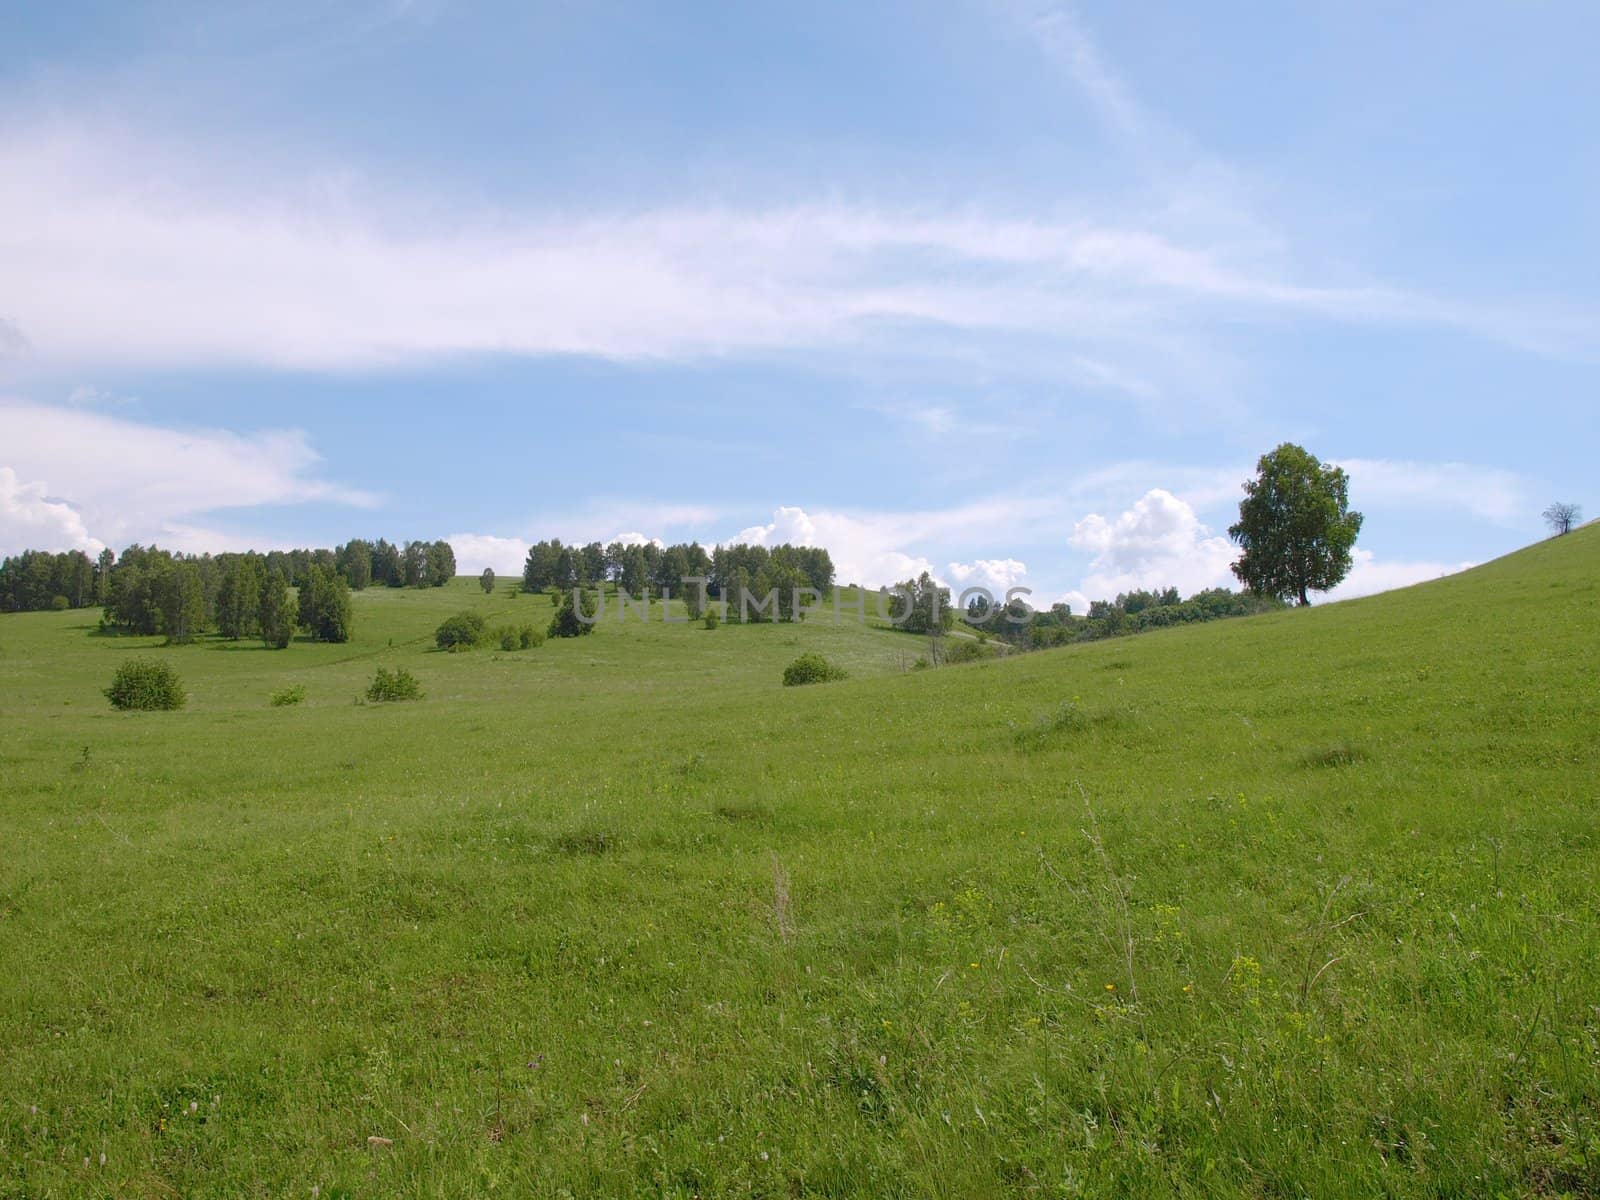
[1228,443,1362,605]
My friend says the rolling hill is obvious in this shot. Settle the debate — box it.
[1,529,1597,1197]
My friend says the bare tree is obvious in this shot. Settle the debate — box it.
[1543,502,1582,536]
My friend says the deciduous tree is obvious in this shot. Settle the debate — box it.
[1543,501,1582,536]
[1229,443,1362,606]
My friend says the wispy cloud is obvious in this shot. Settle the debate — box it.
[1,123,1583,390]
[864,399,1023,438]
[1001,4,1599,364]
[1339,458,1527,526]
[1324,549,1476,602]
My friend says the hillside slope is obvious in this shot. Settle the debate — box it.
[1,530,1597,1197]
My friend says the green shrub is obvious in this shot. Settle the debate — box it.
[50,595,70,611]
[703,610,720,630]
[269,684,307,707]
[435,611,487,651]
[944,639,994,665]
[105,658,186,711]
[519,623,544,649]
[366,666,422,702]
[549,591,598,638]
[782,652,848,687]
[497,626,519,651]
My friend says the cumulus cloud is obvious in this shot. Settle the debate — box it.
[1065,485,1482,607]
[0,400,376,551]
[1069,488,1237,598]
[733,506,819,549]
[725,499,1079,590]
[947,557,1029,596]
[609,531,666,550]
[0,467,104,557]
[731,504,932,586]
[446,533,530,577]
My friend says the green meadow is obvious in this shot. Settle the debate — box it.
[2,528,1598,1197]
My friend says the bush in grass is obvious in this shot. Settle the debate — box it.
[51,594,70,611]
[782,652,847,687]
[366,666,421,702]
[269,684,307,707]
[549,590,598,638]
[519,623,544,649]
[105,658,186,710]
[497,626,520,651]
[944,638,994,665]
[703,610,720,630]
[435,610,487,651]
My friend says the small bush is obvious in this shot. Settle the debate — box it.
[51,595,70,611]
[782,652,848,687]
[945,639,994,665]
[435,611,487,652]
[549,591,598,638]
[269,684,307,707]
[703,610,720,630]
[366,666,422,703]
[105,658,186,711]
[497,626,520,651]
[519,623,544,649]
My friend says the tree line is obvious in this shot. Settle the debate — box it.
[99,547,354,646]
[0,538,456,616]
[980,585,1284,650]
[1,538,459,648]
[522,539,835,622]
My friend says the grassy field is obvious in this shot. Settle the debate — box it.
[2,530,1598,1197]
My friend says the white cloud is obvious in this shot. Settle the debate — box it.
[1065,484,1486,607]
[1069,488,1237,598]
[866,400,1023,437]
[731,505,931,585]
[733,505,820,549]
[63,384,137,409]
[608,531,666,550]
[0,400,376,551]
[0,467,104,557]
[445,533,530,577]
[1339,458,1526,526]
[1321,548,1475,602]
[1,123,1572,387]
[726,500,1071,589]
[947,557,1029,595]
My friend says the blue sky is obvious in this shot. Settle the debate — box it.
[1,1,1594,607]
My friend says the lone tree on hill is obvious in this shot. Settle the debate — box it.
[1229,443,1362,606]
[480,567,496,594]
[1542,502,1581,536]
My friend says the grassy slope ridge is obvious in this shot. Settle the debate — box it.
[1,532,1597,1197]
